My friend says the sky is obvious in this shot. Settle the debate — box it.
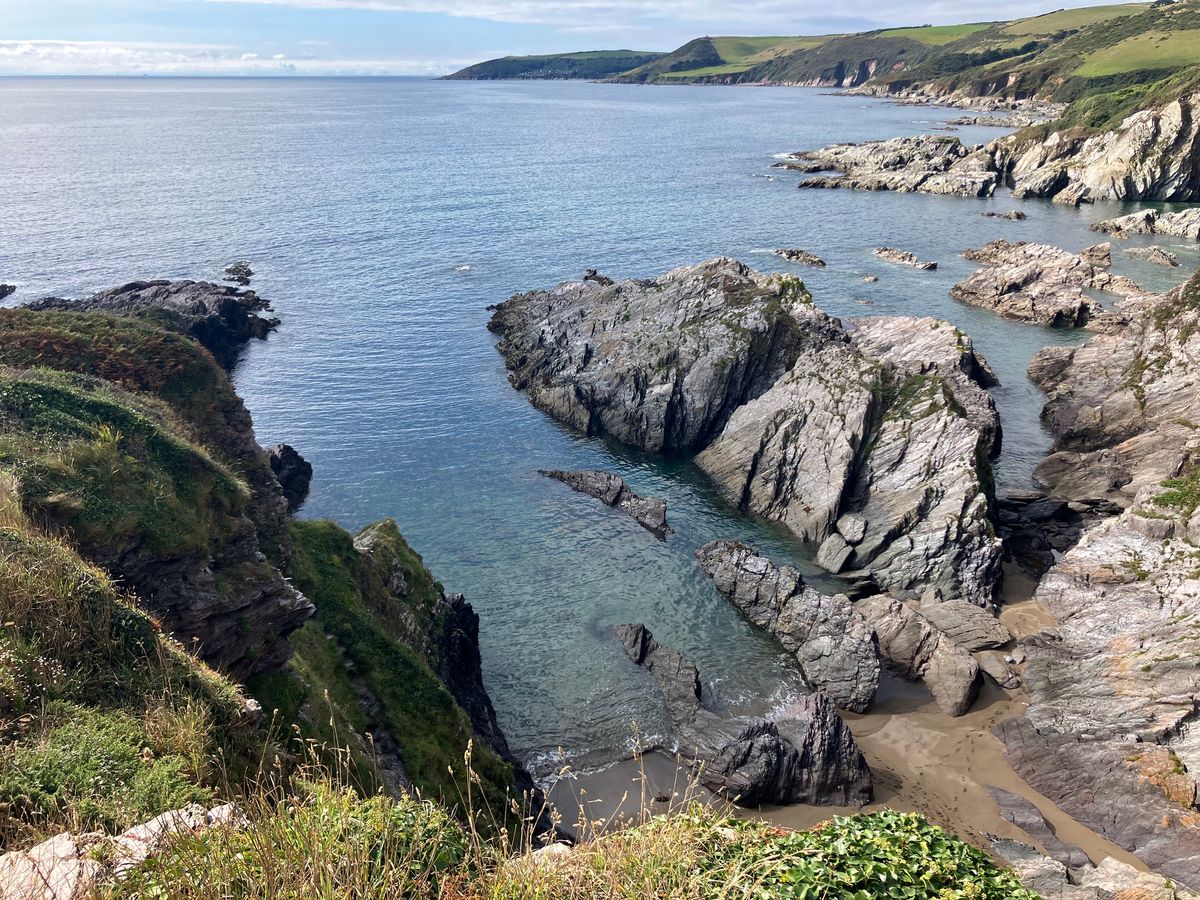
[0,0,1142,76]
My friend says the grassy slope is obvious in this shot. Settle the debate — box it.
[445,49,664,80]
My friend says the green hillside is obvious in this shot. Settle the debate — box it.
[444,49,664,80]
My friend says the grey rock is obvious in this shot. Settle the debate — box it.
[540,469,670,535]
[267,443,313,513]
[836,513,867,544]
[774,248,826,267]
[0,284,15,301]
[815,533,852,573]
[28,279,280,371]
[856,596,982,716]
[873,247,937,270]
[1125,245,1180,267]
[976,650,1021,689]
[1080,242,1111,267]
[988,787,1090,868]
[1093,208,1200,241]
[990,839,1098,898]
[983,210,1028,221]
[223,261,253,285]
[694,540,879,713]
[583,268,614,287]
[861,274,878,283]
[951,240,1142,329]
[488,257,817,453]
[614,623,872,806]
[919,598,1011,651]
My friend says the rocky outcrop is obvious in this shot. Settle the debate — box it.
[614,623,872,806]
[951,241,1141,329]
[872,247,937,270]
[1126,245,1180,267]
[1080,242,1111,267]
[224,262,253,285]
[694,540,879,712]
[982,210,1026,221]
[487,258,816,453]
[539,469,670,535]
[0,284,15,301]
[856,596,982,716]
[992,838,1198,899]
[1093,208,1200,241]
[775,135,1000,198]
[774,249,826,267]
[697,314,1001,606]
[918,598,1011,651]
[988,787,1089,868]
[268,443,313,513]
[28,279,280,370]
[1028,271,1200,504]
[1000,93,1200,204]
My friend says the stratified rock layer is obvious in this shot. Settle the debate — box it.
[539,469,670,535]
[695,540,879,713]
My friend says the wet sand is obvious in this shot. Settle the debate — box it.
[547,592,1147,872]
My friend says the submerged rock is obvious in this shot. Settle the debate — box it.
[697,314,1001,606]
[873,247,937,270]
[223,261,253,285]
[951,240,1141,329]
[614,623,872,806]
[1125,245,1180,267]
[268,443,313,513]
[777,134,999,198]
[28,279,280,370]
[540,469,670,535]
[774,248,826,267]
[488,258,815,453]
[856,596,982,716]
[982,210,1027,221]
[694,540,879,713]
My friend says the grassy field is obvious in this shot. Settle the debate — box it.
[875,23,994,45]
[1002,2,1150,35]
[1076,28,1200,76]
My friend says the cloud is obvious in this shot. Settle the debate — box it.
[0,39,462,75]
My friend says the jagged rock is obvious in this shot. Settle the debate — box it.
[873,247,937,270]
[988,787,1089,868]
[1125,245,1180,267]
[28,280,280,370]
[583,268,613,287]
[0,284,15,301]
[539,469,670,535]
[268,443,313,513]
[997,717,1200,890]
[223,261,253,285]
[1000,93,1200,204]
[614,623,872,806]
[990,839,1097,899]
[1080,242,1111,267]
[976,650,1021,689]
[694,540,879,712]
[861,274,878,283]
[697,314,1001,606]
[487,258,816,453]
[774,248,826,267]
[856,596,982,716]
[918,599,1011,651]
[1028,271,1200,504]
[1076,856,1200,899]
[983,210,1027,221]
[1093,208,1200,241]
[776,135,999,198]
[951,241,1141,329]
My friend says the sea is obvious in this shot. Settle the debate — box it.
[3,76,1195,778]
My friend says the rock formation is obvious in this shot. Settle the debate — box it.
[223,261,253,285]
[1028,271,1200,503]
[988,787,1089,868]
[775,135,1000,198]
[918,598,1011,651]
[1093,208,1200,241]
[539,469,670,535]
[694,540,879,712]
[268,443,313,513]
[28,279,280,370]
[774,248,826,267]
[1080,242,1111,267]
[992,838,1197,899]
[872,247,937,270]
[1125,245,1180,267]
[697,314,1001,605]
[856,596,982,716]
[0,284,15,301]
[951,240,1141,329]
[487,258,815,453]
[614,623,872,806]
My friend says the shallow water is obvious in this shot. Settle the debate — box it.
[2,77,1195,775]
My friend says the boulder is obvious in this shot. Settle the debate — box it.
[918,598,1011,651]
[539,469,670,535]
[27,279,280,370]
[1125,245,1180,267]
[951,240,1141,329]
[774,249,826,267]
[856,596,982,716]
[873,247,937,270]
[694,540,879,712]
[487,258,817,453]
[614,623,872,806]
[268,443,313,513]
[1080,242,1111,267]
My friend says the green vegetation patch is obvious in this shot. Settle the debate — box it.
[1076,28,1200,76]
[875,23,995,45]
[1002,3,1151,36]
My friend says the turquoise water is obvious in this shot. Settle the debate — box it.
[2,77,1195,775]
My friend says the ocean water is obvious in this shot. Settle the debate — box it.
[3,77,1196,775]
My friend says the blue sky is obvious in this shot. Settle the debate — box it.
[0,0,1143,75]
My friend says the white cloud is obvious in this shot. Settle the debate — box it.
[0,39,462,75]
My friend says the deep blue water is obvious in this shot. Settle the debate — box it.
[2,77,1195,774]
